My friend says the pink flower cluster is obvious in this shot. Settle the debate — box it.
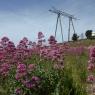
[14,62,40,95]
[0,63,10,76]
[39,35,64,70]
[15,88,23,95]
[23,76,40,89]
[15,63,27,80]
[87,47,95,83]
[48,36,57,45]
[0,32,65,94]
[0,32,65,79]
[15,63,36,80]
[37,32,45,47]
[0,36,34,77]
[67,46,85,56]
[40,36,64,62]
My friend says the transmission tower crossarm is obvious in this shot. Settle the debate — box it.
[49,8,78,20]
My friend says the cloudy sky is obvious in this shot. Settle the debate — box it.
[0,0,95,44]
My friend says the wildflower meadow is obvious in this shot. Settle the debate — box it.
[0,32,95,95]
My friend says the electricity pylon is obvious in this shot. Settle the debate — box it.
[49,7,79,42]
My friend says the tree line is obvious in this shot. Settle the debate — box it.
[72,30,94,41]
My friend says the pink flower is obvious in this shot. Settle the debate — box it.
[17,64,26,73]
[15,64,27,80]
[32,42,36,47]
[37,40,43,46]
[24,80,35,89]
[32,76,40,82]
[38,32,44,39]
[1,37,9,42]
[0,63,10,76]
[15,73,26,80]
[90,57,95,63]
[28,64,36,72]
[87,75,95,83]
[22,76,40,89]
[0,52,4,60]
[48,36,57,45]
[15,88,22,95]
[22,37,28,43]
[87,63,94,71]
[90,47,95,57]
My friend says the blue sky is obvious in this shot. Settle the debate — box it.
[0,0,95,44]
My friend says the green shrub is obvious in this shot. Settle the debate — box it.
[85,30,92,39]
[72,33,79,41]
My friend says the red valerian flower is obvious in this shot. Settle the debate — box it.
[48,36,57,46]
[28,64,36,72]
[15,88,23,95]
[15,63,27,80]
[38,32,44,39]
[87,75,95,83]
[1,37,9,42]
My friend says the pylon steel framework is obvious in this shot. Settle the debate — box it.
[49,7,79,42]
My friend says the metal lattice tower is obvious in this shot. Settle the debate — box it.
[49,7,79,42]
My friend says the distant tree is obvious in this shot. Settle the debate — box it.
[72,33,79,41]
[85,30,92,39]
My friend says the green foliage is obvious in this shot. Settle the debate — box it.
[72,33,79,41]
[85,30,92,39]
[63,55,87,95]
